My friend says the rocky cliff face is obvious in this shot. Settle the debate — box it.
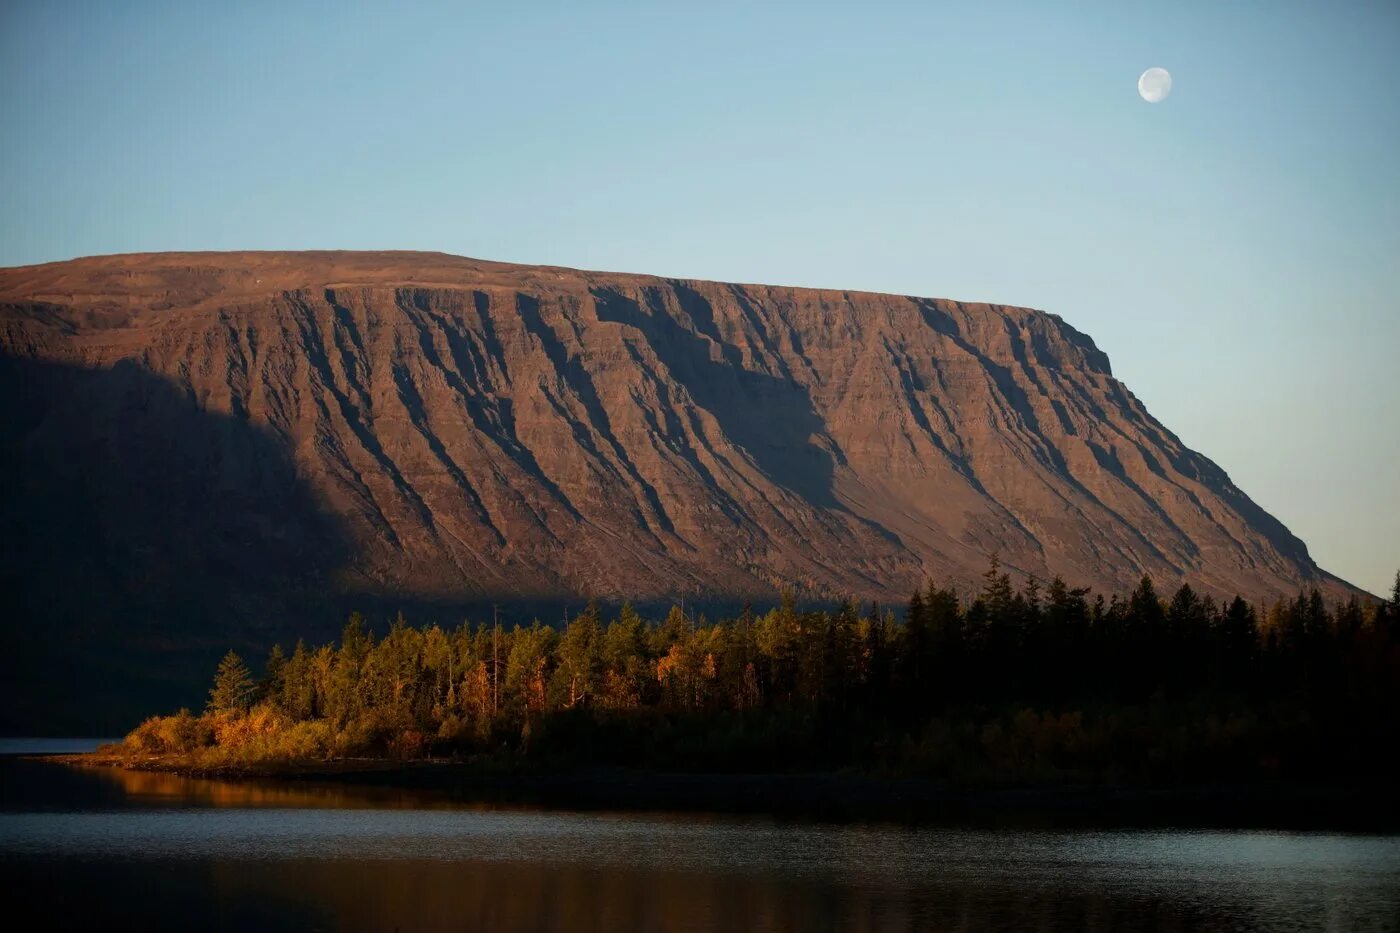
[0,251,1352,615]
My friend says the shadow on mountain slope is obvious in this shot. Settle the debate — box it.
[591,284,841,509]
[0,355,352,734]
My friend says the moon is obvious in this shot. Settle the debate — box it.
[1138,67,1172,103]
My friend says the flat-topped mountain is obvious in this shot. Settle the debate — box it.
[1,251,1355,618]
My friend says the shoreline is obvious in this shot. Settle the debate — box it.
[44,752,1400,831]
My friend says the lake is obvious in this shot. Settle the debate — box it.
[2,742,1398,931]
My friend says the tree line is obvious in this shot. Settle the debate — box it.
[123,562,1400,783]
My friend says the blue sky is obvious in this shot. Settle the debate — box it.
[2,1,1396,594]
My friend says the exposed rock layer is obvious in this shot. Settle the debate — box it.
[0,251,1355,611]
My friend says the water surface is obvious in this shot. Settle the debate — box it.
[0,737,116,755]
[1,756,1397,931]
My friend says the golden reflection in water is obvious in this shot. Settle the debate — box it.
[201,858,1132,933]
[82,764,454,810]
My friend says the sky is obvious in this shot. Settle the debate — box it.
[1,0,1396,595]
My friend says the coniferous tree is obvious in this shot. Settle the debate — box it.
[1125,576,1166,694]
[259,644,287,706]
[981,555,1014,619]
[208,650,255,714]
[861,601,891,707]
[901,588,929,700]
[924,582,961,701]
[283,639,316,720]
[1219,596,1258,685]
[1384,571,1400,643]
[1165,584,1207,692]
[557,600,603,708]
[824,599,859,709]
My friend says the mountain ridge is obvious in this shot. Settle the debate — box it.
[0,250,1361,609]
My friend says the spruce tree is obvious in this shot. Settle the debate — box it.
[980,555,1014,619]
[1390,571,1400,630]
[260,643,287,708]
[208,650,255,714]
[902,589,929,693]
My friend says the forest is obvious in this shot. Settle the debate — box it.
[120,562,1400,784]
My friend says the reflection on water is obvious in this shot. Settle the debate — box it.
[78,760,458,810]
[2,758,1399,932]
[0,737,116,755]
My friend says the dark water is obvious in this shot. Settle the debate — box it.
[2,748,1398,931]
[0,737,117,755]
